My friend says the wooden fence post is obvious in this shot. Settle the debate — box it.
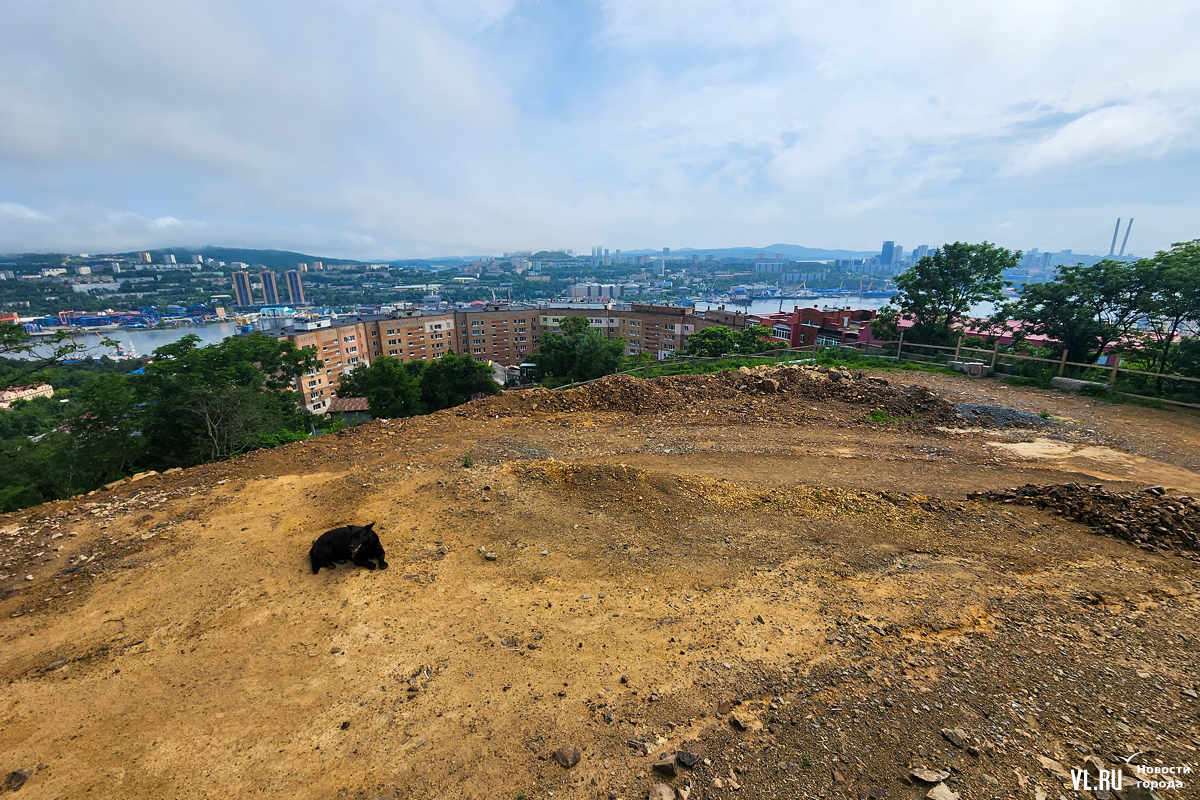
[1058,349,1068,377]
[990,338,1001,369]
[1109,354,1121,386]
[896,331,904,361]
[953,335,963,363]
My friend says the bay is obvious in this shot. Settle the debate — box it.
[22,322,238,360]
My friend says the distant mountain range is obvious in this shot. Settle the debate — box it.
[621,244,878,260]
[103,244,881,266]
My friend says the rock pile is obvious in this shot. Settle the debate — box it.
[969,483,1200,551]
[955,403,1056,429]
[467,365,956,422]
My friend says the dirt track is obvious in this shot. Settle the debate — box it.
[2,366,1198,800]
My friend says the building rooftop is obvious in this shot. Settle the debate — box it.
[328,396,369,413]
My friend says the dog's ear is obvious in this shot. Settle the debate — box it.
[365,521,375,530]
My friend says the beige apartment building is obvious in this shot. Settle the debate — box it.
[272,303,730,413]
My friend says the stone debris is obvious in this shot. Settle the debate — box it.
[648,785,675,800]
[912,767,951,783]
[955,403,1056,428]
[551,745,581,769]
[969,483,1199,550]
[925,783,957,800]
[652,756,678,777]
[939,727,968,748]
[5,768,33,792]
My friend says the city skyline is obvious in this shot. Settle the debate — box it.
[1,2,1198,259]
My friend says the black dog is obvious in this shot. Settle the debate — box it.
[309,522,388,574]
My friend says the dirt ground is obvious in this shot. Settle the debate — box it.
[2,366,1198,800]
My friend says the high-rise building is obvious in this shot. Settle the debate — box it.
[232,271,255,307]
[893,245,904,265]
[191,255,203,264]
[663,247,670,257]
[297,262,308,273]
[163,254,176,265]
[139,252,152,264]
[312,261,324,271]
[913,245,930,262]
[261,271,280,305]
[286,270,306,305]
[880,241,895,266]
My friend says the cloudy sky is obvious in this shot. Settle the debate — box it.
[1,0,1197,259]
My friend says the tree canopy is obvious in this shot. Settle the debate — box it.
[532,316,624,382]
[362,356,425,419]
[892,242,1018,345]
[1005,259,1150,364]
[684,324,775,357]
[0,334,322,512]
[419,352,500,411]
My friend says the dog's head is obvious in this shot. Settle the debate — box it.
[347,522,377,557]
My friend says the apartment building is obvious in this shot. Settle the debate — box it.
[749,306,877,348]
[272,302,730,412]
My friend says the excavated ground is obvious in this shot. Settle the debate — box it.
[1,366,1198,800]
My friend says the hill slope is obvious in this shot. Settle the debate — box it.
[2,368,1197,799]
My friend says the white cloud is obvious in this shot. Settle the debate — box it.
[0,202,47,221]
[0,1,1199,256]
[1004,103,1192,175]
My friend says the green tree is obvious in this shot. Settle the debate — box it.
[137,334,320,466]
[337,362,371,397]
[532,316,624,381]
[0,322,113,390]
[63,375,143,488]
[893,242,1018,345]
[419,352,500,411]
[869,306,901,342]
[363,356,425,418]
[1138,240,1200,382]
[685,326,738,357]
[1007,259,1149,363]
[685,324,774,357]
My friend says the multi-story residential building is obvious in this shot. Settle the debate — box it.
[232,271,255,307]
[268,301,740,412]
[261,271,280,305]
[285,270,305,305]
[0,383,54,409]
[749,306,877,348]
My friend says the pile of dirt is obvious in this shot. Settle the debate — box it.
[969,482,1200,551]
[468,365,957,423]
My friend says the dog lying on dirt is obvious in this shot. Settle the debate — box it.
[309,522,389,574]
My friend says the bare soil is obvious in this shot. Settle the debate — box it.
[2,366,1198,800]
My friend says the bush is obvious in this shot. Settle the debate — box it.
[0,484,44,513]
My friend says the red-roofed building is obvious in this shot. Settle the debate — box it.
[749,306,878,348]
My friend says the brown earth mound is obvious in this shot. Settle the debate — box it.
[969,483,1200,551]
[466,365,956,424]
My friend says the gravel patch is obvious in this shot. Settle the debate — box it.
[954,403,1056,429]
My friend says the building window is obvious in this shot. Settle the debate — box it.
[389,349,398,355]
